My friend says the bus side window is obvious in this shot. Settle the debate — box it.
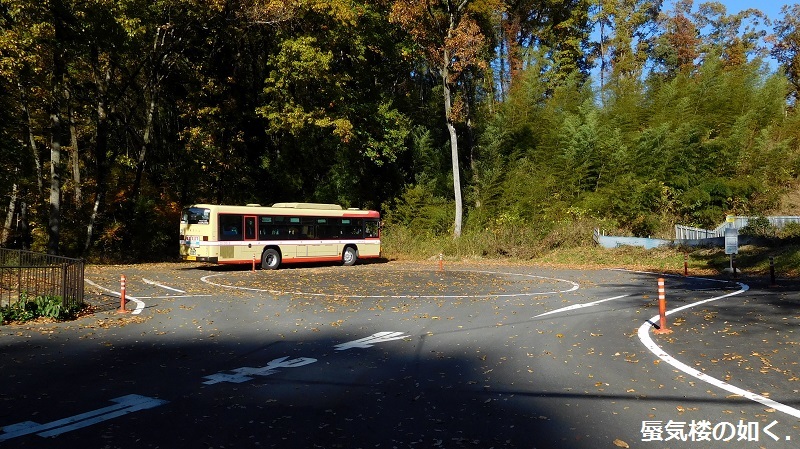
[365,220,380,238]
[219,214,243,241]
[340,219,363,238]
[321,225,337,239]
[316,218,334,240]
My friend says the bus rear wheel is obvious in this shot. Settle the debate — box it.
[262,248,281,270]
[342,246,358,266]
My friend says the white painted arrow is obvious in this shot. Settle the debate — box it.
[334,332,409,351]
[0,394,168,441]
[202,356,318,385]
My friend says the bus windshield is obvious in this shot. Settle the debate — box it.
[182,207,210,224]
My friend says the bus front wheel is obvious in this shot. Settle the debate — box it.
[262,248,281,270]
[342,246,358,266]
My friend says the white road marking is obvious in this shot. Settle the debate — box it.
[334,332,409,350]
[534,295,629,317]
[134,295,212,299]
[200,270,579,299]
[634,272,800,420]
[0,395,167,441]
[142,278,186,293]
[202,357,318,385]
[85,278,146,315]
[203,332,410,386]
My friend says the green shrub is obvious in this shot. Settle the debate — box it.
[0,294,84,324]
[382,183,453,236]
[740,216,774,237]
[779,222,800,239]
[0,297,36,323]
[35,295,63,319]
[630,215,659,238]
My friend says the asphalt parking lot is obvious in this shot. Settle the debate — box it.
[1,261,799,448]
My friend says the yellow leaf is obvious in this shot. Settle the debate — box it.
[613,439,630,448]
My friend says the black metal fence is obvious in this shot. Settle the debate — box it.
[0,248,84,309]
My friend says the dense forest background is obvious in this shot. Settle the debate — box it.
[1,0,800,261]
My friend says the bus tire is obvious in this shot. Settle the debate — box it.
[262,248,281,270]
[342,246,358,266]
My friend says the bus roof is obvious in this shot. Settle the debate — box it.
[186,203,379,218]
[272,202,342,210]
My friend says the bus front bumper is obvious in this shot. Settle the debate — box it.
[183,255,218,263]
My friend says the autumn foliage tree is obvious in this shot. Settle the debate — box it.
[0,0,799,261]
[771,4,800,103]
[389,0,495,238]
[651,0,700,77]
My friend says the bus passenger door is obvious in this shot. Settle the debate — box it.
[241,215,259,261]
[311,220,338,257]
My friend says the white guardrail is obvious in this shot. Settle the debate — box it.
[676,216,800,239]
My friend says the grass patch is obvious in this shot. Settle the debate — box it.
[382,222,800,278]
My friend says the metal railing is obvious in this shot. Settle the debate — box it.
[674,224,718,240]
[676,216,800,239]
[0,248,84,309]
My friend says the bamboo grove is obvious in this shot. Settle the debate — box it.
[1,0,799,261]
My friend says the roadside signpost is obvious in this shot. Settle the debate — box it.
[725,226,739,275]
[724,227,739,255]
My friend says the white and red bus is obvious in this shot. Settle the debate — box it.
[179,203,381,269]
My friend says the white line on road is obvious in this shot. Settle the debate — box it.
[534,295,629,318]
[635,272,800,420]
[142,278,186,293]
[85,278,145,315]
[135,295,212,299]
[200,270,579,299]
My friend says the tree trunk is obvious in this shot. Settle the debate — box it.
[48,107,62,255]
[84,47,112,256]
[468,117,480,208]
[598,5,607,97]
[447,119,463,238]
[133,25,168,207]
[84,132,107,256]
[47,0,67,255]
[48,79,64,255]
[498,26,508,99]
[67,88,81,206]
[441,57,463,238]
[84,91,109,256]
[20,201,30,251]
[1,181,18,247]
[132,95,156,206]
[84,189,103,255]
[20,85,44,198]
